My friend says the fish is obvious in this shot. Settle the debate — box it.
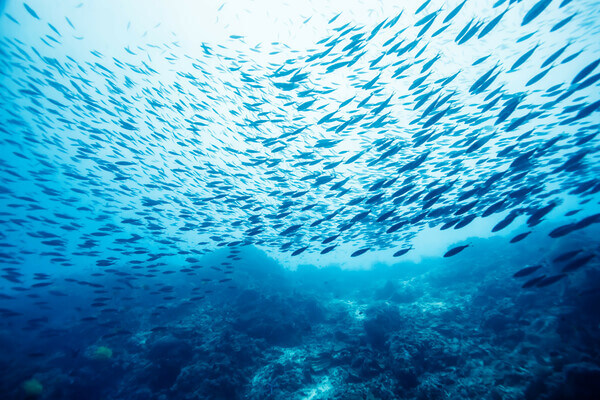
[550,13,576,32]
[351,248,370,257]
[510,44,539,71]
[561,254,595,272]
[478,8,509,39]
[549,214,600,238]
[527,203,558,227]
[535,274,567,287]
[492,211,519,232]
[393,248,411,257]
[521,0,552,26]
[526,67,552,86]
[522,275,547,288]
[510,231,531,243]
[444,244,469,258]
[553,249,583,263]
[571,58,600,85]
[321,245,337,255]
[23,3,40,19]
[415,0,433,14]
[513,264,543,278]
[443,0,467,24]
[291,246,309,256]
[541,43,570,68]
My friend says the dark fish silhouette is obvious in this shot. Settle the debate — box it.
[561,254,595,272]
[522,275,547,288]
[444,245,469,258]
[513,264,543,278]
[536,274,567,287]
[521,0,552,26]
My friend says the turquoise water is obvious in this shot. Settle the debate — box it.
[1,0,599,399]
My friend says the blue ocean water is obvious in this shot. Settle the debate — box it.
[1,0,600,398]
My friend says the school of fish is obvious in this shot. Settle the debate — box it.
[0,0,599,300]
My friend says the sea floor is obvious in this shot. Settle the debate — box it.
[1,231,600,400]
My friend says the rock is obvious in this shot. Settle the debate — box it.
[231,291,320,347]
[147,335,193,363]
[172,361,243,400]
[144,335,194,391]
[346,372,364,384]
[375,281,396,300]
[563,362,600,399]
[396,369,419,390]
[363,304,402,350]
[360,358,383,378]
[482,312,512,333]
[524,376,548,400]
